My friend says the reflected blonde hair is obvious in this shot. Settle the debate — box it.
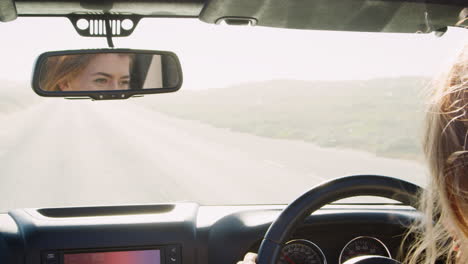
[40,54,96,91]
[405,44,468,264]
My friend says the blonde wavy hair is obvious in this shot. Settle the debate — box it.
[405,44,468,264]
[40,54,97,91]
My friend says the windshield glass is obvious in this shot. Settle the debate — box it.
[0,18,467,211]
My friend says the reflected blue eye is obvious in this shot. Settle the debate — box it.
[94,78,108,85]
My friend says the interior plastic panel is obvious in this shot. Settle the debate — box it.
[6,203,199,264]
[0,215,23,264]
[200,0,465,33]
[13,0,205,16]
[0,0,17,21]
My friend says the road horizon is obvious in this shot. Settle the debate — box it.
[0,100,426,211]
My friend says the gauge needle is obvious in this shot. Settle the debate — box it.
[281,253,297,264]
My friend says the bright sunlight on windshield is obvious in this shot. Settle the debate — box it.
[0,18,467,211]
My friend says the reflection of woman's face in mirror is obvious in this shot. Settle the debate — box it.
[59,54,131,91]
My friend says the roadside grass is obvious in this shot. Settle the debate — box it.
[138,77,429,161]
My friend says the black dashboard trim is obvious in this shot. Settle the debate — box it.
[0,204,420,264]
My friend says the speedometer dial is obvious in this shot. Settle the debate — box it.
[278,239,326,264]
[339,236,391,264]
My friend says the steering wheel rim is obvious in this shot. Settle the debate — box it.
[257,174,422,264]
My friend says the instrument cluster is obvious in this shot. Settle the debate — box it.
[279,236,391,264]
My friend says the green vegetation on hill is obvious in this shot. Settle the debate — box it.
[140,77,429,160]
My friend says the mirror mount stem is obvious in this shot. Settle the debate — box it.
[105,16,114,48]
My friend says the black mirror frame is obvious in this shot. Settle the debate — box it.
[31,48,183,100]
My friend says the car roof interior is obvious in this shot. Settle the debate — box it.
[1,0,467,33]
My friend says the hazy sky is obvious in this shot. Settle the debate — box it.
[0,17,467,89]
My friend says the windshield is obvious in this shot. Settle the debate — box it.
[0,18,467,211]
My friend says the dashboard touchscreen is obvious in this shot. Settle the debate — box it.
[63,249,161,264]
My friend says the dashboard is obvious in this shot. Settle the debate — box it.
[0,203,418,264]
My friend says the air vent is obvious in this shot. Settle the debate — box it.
[38,204,175,218]
[68,15,141,37]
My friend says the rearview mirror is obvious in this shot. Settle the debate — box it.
[32,49,183,100]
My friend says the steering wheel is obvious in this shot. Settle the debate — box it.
[256,174,422,264]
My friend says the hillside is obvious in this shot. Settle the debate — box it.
[139,77,430,160]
